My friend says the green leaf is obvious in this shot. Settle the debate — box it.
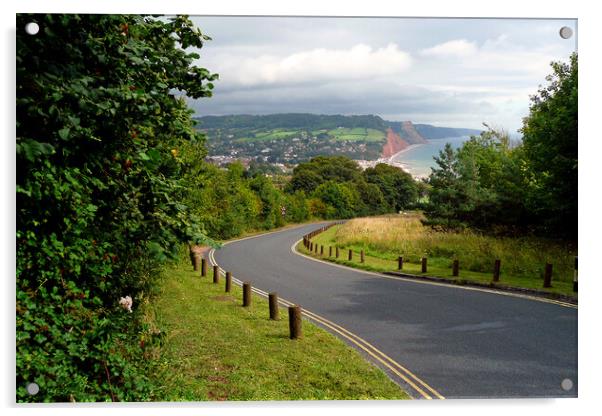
[58,127,70,140]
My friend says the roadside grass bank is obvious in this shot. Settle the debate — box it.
[299,215,577,299]
[146,252,409,401]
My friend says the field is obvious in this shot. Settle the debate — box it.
[147,253,408,401]
[233,127,386,143]
[300,214,577,298]
[327,127,386,142]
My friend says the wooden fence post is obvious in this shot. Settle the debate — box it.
[201,258,207,277]
[493,259,501,282]
[213,265,220,284]
[320,245,324,256]
[398,256,403,270]
[269,292,279,320]
[243,282,252,307]
[193,254,199,272]
[329,246,332,257]
[189,245,195,266]
[348,249,353,261]
[452,259,459,277]
[288,305,302,339]
[360,250,365,263]
[543,263,553,288]
[421,257,427,273]
[336,247,340,258]
[225,271,232,292]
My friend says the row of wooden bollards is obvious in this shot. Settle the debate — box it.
[189,247,302,339]
[302,226,578,293]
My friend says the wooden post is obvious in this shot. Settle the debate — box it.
[493,259,501,282]
[398,256,403,270]
[543,263,553,288]
[320,245,324,256]
[336,247,340,258]
[213,265,220,284]
[452,259,459,277]
[573,256,578,292]
[421,257,427,273]
[269,292,279,320]
[288,305,302,339]
[309,242,313,252]
[225,271,232,293]
[243,282,251,307]
[348,249,353,261]
[329,246,332,257]
[201,258,207,277]
[360,250,365,263]
[189,245,195,266]
[192,254,199,271]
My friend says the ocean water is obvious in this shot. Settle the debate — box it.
[391,136,470,178]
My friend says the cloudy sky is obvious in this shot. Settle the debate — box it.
[187,16,577,133]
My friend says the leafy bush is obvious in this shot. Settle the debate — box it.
[16,14,217,401]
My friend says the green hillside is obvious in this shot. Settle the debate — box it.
[194,113,481,163]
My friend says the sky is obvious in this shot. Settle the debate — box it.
[187,16,577,133]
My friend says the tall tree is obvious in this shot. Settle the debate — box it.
[521,53,578,239]
[363,163,418,212]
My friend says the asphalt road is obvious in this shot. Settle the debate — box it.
[212,222,578,399]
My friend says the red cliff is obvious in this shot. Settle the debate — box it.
[400,121,428,144]
[381,128,410,158]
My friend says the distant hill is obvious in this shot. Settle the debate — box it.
[413,124,482,140]
[197,113,387,131]
[194,113,482,164]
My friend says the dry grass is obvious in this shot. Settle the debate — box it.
[333,214,577,282]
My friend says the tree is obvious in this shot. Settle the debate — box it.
[287,156,363,193]
[521,53,577,239]
[312,181,361,219]
[363,163,418,211]
[16,14,217,401]
[425,128,531,232]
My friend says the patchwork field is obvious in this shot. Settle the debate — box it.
[327,128,386,142]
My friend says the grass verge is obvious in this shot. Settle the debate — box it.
[300,224,576,299]
[146,254,409,401]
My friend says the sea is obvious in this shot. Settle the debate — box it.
[389,136,471,178]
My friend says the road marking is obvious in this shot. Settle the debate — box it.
[292,238,577,309]
[208,245,444,400]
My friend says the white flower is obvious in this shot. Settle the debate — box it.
[119,295,133,313]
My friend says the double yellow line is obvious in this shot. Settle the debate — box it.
[208,245,444,400]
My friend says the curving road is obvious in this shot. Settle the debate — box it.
[212,222,578,399]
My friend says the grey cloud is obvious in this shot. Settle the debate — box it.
[188,16,577,132]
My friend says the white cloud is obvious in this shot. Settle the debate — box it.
[420,39,478,58]
[209,43,412,86]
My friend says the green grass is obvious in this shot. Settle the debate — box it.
[327,128,385,142]
[147,255,409,401]
[301,223,577,299]
[366,128,386,141]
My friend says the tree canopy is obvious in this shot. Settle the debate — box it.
[424,53,577,239]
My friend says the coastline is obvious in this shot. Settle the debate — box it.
[386,143,426,178]
[357,142,428,179]
[387,143,425,162]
